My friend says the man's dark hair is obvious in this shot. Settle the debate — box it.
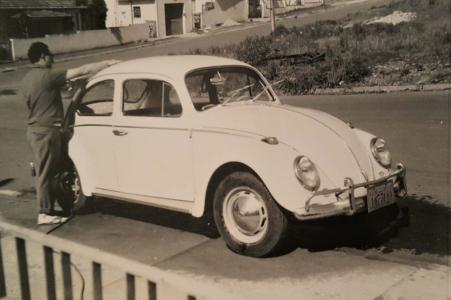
[27,42,51,63]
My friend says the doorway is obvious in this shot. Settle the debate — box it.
[248,0,262,18]
[164,3,184,35]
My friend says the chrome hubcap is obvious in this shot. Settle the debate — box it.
[223,187,268,244]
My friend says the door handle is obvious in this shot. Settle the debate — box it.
[112,129,128,136]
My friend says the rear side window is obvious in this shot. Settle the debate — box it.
[77,80,114,116]
[122,79,182,117]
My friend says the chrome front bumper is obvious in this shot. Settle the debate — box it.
[294,163,407,220]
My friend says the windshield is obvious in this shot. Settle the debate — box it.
[185,66,273,111]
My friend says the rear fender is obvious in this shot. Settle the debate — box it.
[68,137,95,196]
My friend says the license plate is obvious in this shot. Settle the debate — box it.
[367,182,395,213]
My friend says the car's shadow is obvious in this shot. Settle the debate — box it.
[284,204,404,254]
[381,194,450,256]
[91,197,220,238]
[286,194,450,257]
[88,194,450,257]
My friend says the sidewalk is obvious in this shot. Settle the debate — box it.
[0,192,449,300]
[0,217,449,300]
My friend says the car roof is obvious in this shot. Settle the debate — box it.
[94,55,251,79]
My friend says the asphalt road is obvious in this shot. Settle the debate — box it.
[0,56,449,296]
[0,90,449,299]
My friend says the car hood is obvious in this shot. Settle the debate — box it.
[198,102,374,186]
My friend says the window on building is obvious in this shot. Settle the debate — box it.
[133,6,141,18]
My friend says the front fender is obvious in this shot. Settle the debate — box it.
[190,130,336,217]
[353,128,392,179]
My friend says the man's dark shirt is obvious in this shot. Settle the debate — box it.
[22,65,67,126]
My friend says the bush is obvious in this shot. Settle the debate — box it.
[234,36,272,65]
[345,57,370,82]
[183,0,450,94]
[272,25,290,37]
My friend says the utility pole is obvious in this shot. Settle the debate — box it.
[270,0,276,32]
[130,0,134,25]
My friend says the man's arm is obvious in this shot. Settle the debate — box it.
[66,60,121,81]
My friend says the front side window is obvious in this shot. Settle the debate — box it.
[185,67,273,111]
[123,79,182,117]
[77,80,114,116]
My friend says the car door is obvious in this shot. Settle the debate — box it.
[70,78,118,192]
[113,75,194,209]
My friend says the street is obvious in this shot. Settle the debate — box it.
[0,91,449,299]
[0,0,450,297]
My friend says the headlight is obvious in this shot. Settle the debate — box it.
[370,137,392,168]
[294,156,320,191]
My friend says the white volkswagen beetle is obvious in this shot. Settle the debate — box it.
[61,55,407,257]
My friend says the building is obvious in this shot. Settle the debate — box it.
[0,0,86,42]
[104,0,321,37]
[105,0,249,37]
[197,0,248,28]
[105,0,195,37]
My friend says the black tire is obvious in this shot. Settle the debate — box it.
[213,171,288,257]
[54,164,92,214]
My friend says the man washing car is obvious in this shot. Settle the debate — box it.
[21,42,120,225]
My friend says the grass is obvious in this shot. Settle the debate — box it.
[189,0,451,94]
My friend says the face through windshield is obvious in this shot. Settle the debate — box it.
[185,66,273,111]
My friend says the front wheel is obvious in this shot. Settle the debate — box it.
[213,172,288,257]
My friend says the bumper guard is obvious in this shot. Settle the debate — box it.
[295,163,407,220]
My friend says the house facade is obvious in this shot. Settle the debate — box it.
[105,0,194,37]
[105,0,249,36]
[0,0,85,42]
[104,0,322,37]
[198,0,248,28]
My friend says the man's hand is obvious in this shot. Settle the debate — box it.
[66,59,122,81]
[104,59,121,67]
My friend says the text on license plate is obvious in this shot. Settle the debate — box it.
[367,182,395,213]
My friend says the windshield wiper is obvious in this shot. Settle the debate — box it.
[221,82,256,106]
[248,79,285,103]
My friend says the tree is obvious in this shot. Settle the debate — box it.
[89,0,107,29]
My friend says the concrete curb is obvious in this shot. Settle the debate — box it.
[314,83,451,95]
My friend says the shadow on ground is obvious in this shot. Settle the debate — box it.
[0,178,15,187]
[0,89,17,96]
[92,198,220,238]
[383,194,450,256]
[286,194,450,257]
[82,194,450,257]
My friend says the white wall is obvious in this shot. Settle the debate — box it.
[202,0,248,27]
[194,0,209,13]
[105,0,118,27]
[106,0,158,28]
[10,23,157,61]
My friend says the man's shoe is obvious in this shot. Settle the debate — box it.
[37,214,64,225]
